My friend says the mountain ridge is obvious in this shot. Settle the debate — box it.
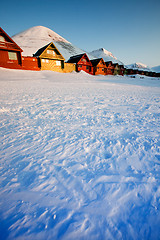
[89,48,123,65]
[12,26,121,63]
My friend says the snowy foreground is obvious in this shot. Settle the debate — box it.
[0,68,160,240]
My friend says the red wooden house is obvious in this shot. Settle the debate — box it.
[118,64,125,76]
[0,27,40,71]
[0,27,23,69]
[91,58,107,75]
[105,61,114,75]
[67,53,94,75]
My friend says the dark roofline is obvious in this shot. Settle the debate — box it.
[90,58,103,66]
[67,53,86,63]
[33,42,65,60]
[105,61,113,66]
[33,43,51,57]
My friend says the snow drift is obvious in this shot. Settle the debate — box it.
[0,68,160,240]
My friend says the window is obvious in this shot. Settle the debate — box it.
[0,36,5,42]
[47,50,55,56]
[78,65,82,68]
[102,68,104,71]
[56,61,61,66]
[8,52,17,60]
[42,59,49,63]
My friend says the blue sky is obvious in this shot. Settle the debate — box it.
[1,0,160,67]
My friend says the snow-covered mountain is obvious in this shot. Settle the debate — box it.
[126,62,153,71]
[89,48,124,65]
[152,65,160,73]
[12,26,95,61]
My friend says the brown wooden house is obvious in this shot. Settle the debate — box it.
[34,42,65,72]
[91,58,107,75]
[67,53,94,75]
[0,27,23,69]
[105,61,114,75]
[113,63,119,75]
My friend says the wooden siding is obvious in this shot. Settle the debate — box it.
[0,49,22,69]
[77,54,94,75]
[22,56,40,71]
[34,42,65,72]
[40,47,64,61]
[40,58,64,72]
[63,63,75,73]
[113,64,119,75]
[118,65,125,76]
[0,27,23,70]
[105,61,114,75]
[92,59,107,75]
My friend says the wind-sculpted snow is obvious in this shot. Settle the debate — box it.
[0,69,160,240]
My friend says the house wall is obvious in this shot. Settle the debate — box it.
[105,62,114,75]
[40,58,64,72]
[113,66,119,75]
[106,68,114,75]
[77,64,94,75]
[0,49,22,69]
[93,60,106,75]
[76,55,94,75]
[63,63,75,73]
[40,47,64,61]
[22,56,40,71]
[94,66,106,75]
[119,67,125,76]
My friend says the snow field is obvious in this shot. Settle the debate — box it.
[0,69,160,240]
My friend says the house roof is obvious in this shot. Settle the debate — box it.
[105,61,113,66]
[67,53,87,63]
[90,58,105,67]
[33,42,65,60]
[0,27,23,52]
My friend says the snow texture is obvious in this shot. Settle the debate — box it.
[12,26,95,61]
[0,68,160,240]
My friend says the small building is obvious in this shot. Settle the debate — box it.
[91,58,106,75]
[156,72,160,77]
[0,27,23,69]
[118,65,125,76]
[124,68,136,75]
[113,63,119,75]
[105,61,114,75]
[34,42,65,72]
[67,53,94,75]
